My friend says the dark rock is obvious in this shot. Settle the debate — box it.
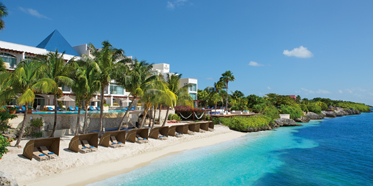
[295,116,310,123]
[322,111,337,118]
[0,171,18,186]
[274,118,302,126]
[306,112,324,120]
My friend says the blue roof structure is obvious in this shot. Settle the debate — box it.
[36,30,79,56]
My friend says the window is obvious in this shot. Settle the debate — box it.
[62,85,71,92]
[0,53,17,68]
[110,84,124,95]
[189,84,196,92]
[189,93,197,100]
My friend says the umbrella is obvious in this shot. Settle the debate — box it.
[90,97,100,102]
[57,95,75,102]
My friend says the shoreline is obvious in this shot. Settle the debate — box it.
[0,125,246,186]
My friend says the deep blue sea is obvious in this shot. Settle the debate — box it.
[89,112,373,186]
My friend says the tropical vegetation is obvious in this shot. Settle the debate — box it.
[0,2,7,31]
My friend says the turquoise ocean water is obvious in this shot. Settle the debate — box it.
[89,112,373,186]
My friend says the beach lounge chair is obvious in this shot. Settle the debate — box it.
[89,107,96,111]
[56,107,62,111]
[39,146,58,159]
[130,107,136,111]
[82,140,97,152]
[68,107,75,111]
[47,107,54,111]
[110,136,124,147]
[33,147,49,161]
[136,134,148,144]
[78,141,91,153]
[75,107,79,111]
[96,107,101,111]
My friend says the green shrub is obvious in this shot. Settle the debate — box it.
[168,114,181,121]
[262,105,279,122]
[307,103,322,114]
[0,111,17,133]
[31,132,43,138]
[300,104,309,112]
[205,114,211,120]
[0,135,10,158]
[279,105,304,119]
[218,115,270,131]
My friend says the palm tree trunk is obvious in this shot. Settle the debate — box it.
[226,82,228,111]
[140,107,149,128]
[15,103,28,147]
[215,102,217,113]
[75,102,81,136]
[99,86,104,137]
[162,107,170,127]
[50,95,58,137]
[117,97,137,130]
[158,104,162,124]
[148,107,150,128]
[153,104,157,125]
[82,101,88,134]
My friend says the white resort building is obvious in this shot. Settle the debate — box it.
[0,30,198,110]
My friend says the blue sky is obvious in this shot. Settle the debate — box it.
[1,0,373,105]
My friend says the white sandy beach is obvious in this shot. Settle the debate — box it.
[0,124,246,186]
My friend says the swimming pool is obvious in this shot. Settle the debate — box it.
[30,110,128,114]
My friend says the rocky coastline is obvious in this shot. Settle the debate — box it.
[245,108,362,132]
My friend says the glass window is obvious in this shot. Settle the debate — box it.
[0,53,17,68]
[189,93,197,100]
[62,85,71,92]
[110,84,124,95]
[189,84,196,91]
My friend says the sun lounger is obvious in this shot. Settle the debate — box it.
[89,107,96,111]
[78,141,91,153]
[136,134,148,144]
[110,136,124,147]
[82,140,97,152]
[39,146,58,159]
[96,107,101,111]
[68,107,75,111]
[33,147,49,161]
[75,107,79,111]
[47,107,54,111]
[130,107,136,111]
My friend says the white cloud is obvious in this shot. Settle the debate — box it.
[339,90,343,94]
[368,92,373,96]
[19,7,50,20]
[345,89,353,94]
[206,77,214,80]
[283,46,313,58]
[248,61,263,66]
[267,86,272,90]
[167,0,188,10]
[301,88,314,94]
[301,88,330,94]
[295,90,301,93]
[316,89,331,94]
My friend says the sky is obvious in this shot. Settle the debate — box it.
[1,0,373,105]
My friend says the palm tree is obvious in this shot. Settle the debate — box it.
[162,74,192,126]
[69,64,88,136]
[115,59,157,130]
[0,3,8,31]
[0,61,55,146]
[88,41,128,136]
[0,58,6,72]
[210,93,222,113]
[42,50,75,137]
[220,71,235,110]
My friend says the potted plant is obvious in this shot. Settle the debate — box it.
[27,106,32,114]
[103,104,110,111]
[8,107,17,114]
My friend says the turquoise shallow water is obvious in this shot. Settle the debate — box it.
[89,112,373,186]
